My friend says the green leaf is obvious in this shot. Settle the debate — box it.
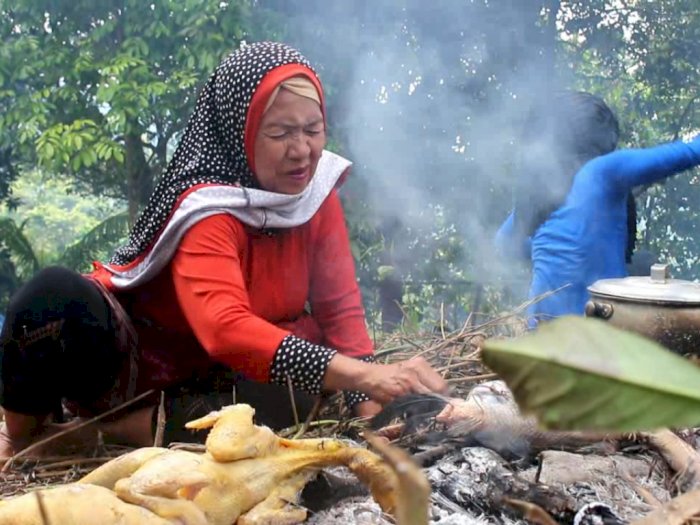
[44,142,55,159]
[377,265,396,280]
[60,212,130,271]
[481,316,700,432]
[0,218,41,278]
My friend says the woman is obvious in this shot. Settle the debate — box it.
[496,91,700,324]
[0,42,447,459]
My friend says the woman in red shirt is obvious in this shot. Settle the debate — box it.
[0,42,447,458]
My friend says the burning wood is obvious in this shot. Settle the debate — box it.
[366,345,699,525]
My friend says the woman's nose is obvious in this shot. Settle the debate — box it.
[286,134,312,159]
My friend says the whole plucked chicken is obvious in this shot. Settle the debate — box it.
[0,404,399,525]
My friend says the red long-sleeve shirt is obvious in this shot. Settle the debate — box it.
[91,190,373,392]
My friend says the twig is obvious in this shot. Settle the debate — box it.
[459,312,474,335]
[619,468,661,508]
[400,337,425,352]
[643,429,700,489]
[2,389,156,472]
[278,419,346,439]
[439,302,446,340]
[446,373,498,384]
[286,375,300,428]
[292,396,323,440]
[503,498,559,525]
[435,359,481,374]
[30,456,125,472]
[374,344,416,358]
[631,488,700,525]
[153,390,166,448]
[441,344,458,379]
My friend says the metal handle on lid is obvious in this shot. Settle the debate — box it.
[650,263,670,284]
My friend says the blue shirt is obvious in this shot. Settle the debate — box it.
[497,137,700,322]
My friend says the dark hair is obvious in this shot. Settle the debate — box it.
[513,91,635,260]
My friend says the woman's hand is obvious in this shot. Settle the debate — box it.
[324,354,448,406]
[353,400,383,419]
[356,357,449,405]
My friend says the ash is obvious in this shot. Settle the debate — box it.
[305,442,672,525]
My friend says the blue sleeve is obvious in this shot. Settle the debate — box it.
[495,211,531,261]
[495,211,515,249]
[592,135,700,192]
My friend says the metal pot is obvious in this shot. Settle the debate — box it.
[585,263,700,356]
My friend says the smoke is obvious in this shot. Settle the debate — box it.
[273,1,574,310]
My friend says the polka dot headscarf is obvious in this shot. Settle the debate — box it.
[111,42,321,266]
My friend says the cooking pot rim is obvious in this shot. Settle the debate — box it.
[588,275,700,306]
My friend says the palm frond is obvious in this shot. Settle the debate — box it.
[60,212,130,271]
[0,217,41,278]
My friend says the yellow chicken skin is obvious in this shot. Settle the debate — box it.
[0,483,205,525]
[78,404,398,525]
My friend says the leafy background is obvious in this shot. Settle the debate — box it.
[0,0,698,329]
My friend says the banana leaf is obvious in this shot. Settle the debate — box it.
[481,316,700,432]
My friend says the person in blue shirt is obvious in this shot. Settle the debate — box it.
[496,91,700,324]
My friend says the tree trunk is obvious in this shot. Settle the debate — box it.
[124,129,153,224]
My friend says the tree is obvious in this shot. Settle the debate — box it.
[0,172,130,311]
[0,0,277,222]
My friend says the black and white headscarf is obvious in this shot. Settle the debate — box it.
[108,42,350,285]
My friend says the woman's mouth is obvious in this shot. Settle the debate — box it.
[287,167,309,180]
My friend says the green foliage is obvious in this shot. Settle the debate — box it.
[0,171,128,309]
[560,1,700,279]
[60,212,130,272]
[0,218,40,280]
[0,0,271,214]
[0,209,129,312]
[2,0,699,324]
[482,316,700,431]
[5,171,125,262]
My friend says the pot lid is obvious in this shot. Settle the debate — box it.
[588,263,700,305]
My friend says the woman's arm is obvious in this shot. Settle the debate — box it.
[495,211,531,260]
[171,213,448,407]
[170,214,291,382]
[597,135,700,192]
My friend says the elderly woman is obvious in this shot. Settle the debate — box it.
[0,42,447,459]
[496,91,700,324]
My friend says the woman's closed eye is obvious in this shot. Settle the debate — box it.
[303,126,325,137]
[264,126,324,140]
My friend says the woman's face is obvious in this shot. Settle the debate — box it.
[253,88,326,194]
